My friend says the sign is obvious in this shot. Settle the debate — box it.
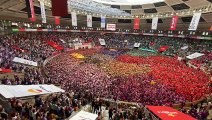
[13,57,38,66]
[87,15,92,27]
[101,16,106,28]
[71,12,77,26]
[146,106,197,120]
[134,18,140,30]
[40,1,46,23]
[99,38,106,45]
[107,24,116,31]
[170,16,178,30]
[0,85,65,98]
[152,17,158,30]
[188,13,201,31]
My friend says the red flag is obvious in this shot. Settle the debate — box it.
[159,46,169,52]
[134,18,140,30]
[55,17,60,25]
[51,0,68,17]
[210,26,212,31]
[170,16,178,30]
[29,0,36,22]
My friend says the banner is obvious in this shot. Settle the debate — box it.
[186,52,204,59]
[107,24,116,31]
[170,16,178,30]
[55,16,60,25]
[146,106,197,120]
[51,0,68,17]
[134,18,140,30]
[0,68,12,73]
[151,17,158,30]
[0,85,65,98]
[134,43,141,47]
[40,1,46,23]
[13,57,38,66]
[12,45,26,52]
[99,38,106,45]
[47,41,64,50]
[29,0,36,22]
[188,13,201,31]
[87,15,92,27]
[101,16,106,28]
[71,12,77,26]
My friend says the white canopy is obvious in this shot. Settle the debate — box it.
[0,84,65,98]
[69,111,98,120]
[186,52,205,59]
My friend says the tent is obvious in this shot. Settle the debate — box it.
[146,106,197,120]
[69,111,98,120]
[0,84,65,98]
[186,52,204,59]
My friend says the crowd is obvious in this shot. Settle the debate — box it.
[0,91,94,120]
[117,55,211,101]
[0,32,211,120]
[46,50,210,104]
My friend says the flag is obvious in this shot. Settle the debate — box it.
[151,17,158,30]
[150,81,156,85]
[71,12,77,26]
[87,15,92,27]
[40,1,46,23]
[134,18,140,30]
[55,17,60,25]
[170,16,178,30]
[51,0,68,17]
[159,46,169,52]
[188,13,201,31]
[25,0,36,22]
[101,16,106,28]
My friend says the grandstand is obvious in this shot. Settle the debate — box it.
[0,0,211,120]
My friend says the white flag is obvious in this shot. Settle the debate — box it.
[101,16,106,28]
[151,17,158,30]
[188,13,201,31]
[71,12,77,26]
[40,1,46,23]
[87,15,92,27]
